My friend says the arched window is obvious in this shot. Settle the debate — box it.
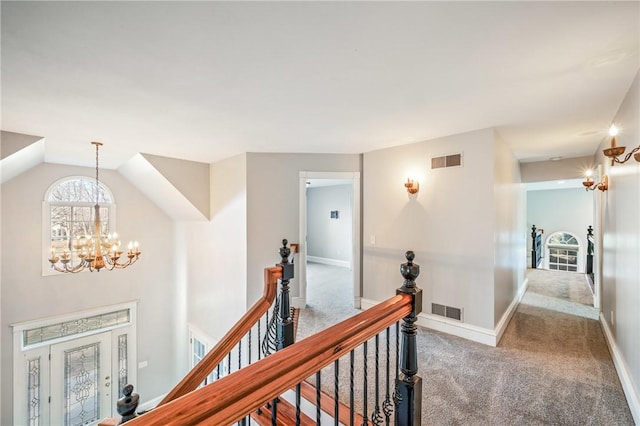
[43,177,116,275]
[546,231,579,272]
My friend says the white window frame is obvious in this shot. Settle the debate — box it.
[544,231,583,272]
[188,325,226,387]
[42,176,117,276]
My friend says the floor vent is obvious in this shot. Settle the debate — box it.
[431,153,462,169]
[431,303,463,321]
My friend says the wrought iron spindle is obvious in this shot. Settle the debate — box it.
[248,330,252,365]
[296,383,301,425]
[334,360,340,426]
[258,315,262,360]
[316,371,322,424]
[372,333,382,424]
[383,327,393,424]
[227,352,232,374]
[394,251,423,426]
[238,340,242,370]
[362,341,369,426]
[350,350,355,426]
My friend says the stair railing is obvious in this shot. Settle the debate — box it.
[531,225,543,268]
[126,251,423,425]
[158,239,295,406]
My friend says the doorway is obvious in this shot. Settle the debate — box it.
[12,302,137,425]
[298,171,361,309]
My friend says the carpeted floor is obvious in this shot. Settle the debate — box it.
[297,263,634,425]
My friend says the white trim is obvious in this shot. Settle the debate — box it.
[299,171,361,310]
[307,256,351,269]
[13,302,138,424]
[137,394,166,412]
[292,296,306,309]
[494,277,529,345]
[599,313,640,424]
[361,279,527,348]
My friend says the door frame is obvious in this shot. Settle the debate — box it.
[12,301,137,425]
[298,171,361,309]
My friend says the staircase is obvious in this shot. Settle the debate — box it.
[102,243,424,425]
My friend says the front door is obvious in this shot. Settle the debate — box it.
[50,332,112,426]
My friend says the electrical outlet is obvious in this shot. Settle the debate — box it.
[370,235,376,245]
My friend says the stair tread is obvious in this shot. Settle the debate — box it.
[250,398,316,426]
[299,381,365,425]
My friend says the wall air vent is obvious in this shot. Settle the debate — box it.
[431,153,462,169]
[431,303,463,321]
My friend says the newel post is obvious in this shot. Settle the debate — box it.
[277,239,295,350]
[395,251,423,426]
[586,226,594,276]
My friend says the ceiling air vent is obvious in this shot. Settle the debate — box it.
[431,303,463,321]
[431,153,462,169]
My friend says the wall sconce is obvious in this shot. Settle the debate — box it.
[603,124,640,165]
[582,170,608,191]
[404,178,419,194]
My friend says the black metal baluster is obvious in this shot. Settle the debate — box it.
[334,360,340,426]
[227,352,232,374]
[316,371,322,424]
[258,316,262,360]
[350,350,355,426]
[238,340,242,370]
[383,327,392,424]
[271,396,277,426]
[217,363,221,380]
[362,341,368,426]
[296,382,301,425]
[248,329,252,365]
[372,334,382,425]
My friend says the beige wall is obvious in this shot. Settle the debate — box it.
[363,128,500,330]
[597,70,640,421]
[493,130,526,325]
[180,154,248,344]
[246,153,362,306]
[1,163,178,423]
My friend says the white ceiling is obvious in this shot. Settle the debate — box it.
[2,2,639,169]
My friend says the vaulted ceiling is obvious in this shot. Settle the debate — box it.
[2,1,639,169]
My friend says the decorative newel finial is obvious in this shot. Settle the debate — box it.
[400,251,420,287]
[117,384,139,424]
[587,225,593,236]
[279,239,291,264]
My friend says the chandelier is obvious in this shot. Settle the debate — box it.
[48,141,141,273]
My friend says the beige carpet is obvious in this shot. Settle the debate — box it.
[297,263,634,425]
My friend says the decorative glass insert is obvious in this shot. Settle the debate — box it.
[118,334,128,395]
[27,358,41,426]
[24,309,130,347]
[64,343,100,426]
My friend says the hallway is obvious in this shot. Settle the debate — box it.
[297,264,634,424]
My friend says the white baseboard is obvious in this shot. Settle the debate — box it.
[494,277,529,345]
[307,256,351,268]
[599,313,640,424]
[361,280,527,348]
[292,297,306,309]
[137,393,165,412]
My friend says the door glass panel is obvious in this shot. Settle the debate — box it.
[27,358,41,426]
[64,343,100,425]
[117,334,128,396]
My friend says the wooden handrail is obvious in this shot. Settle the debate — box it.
[158,266,283,406]
[127,293,412,425]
